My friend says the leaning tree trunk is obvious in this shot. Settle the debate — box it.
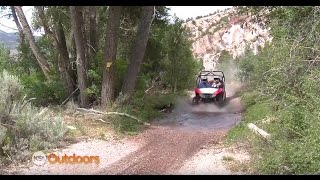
[100,6,122,107]
[70,6,90,107]
[14,6,51,79]
[121,6,154,102]
[10,6,24,43]
[36,6,76,95]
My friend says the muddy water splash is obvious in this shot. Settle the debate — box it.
[154,83,243,132]
[155,59,243,131]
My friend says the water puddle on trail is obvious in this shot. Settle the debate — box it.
[153,97,243,132]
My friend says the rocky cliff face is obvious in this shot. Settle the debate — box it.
[184,7,272,70]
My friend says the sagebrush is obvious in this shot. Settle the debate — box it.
[0,70,67,165]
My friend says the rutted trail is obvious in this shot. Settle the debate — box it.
[12,86,248,175]
[97,90,245,175]
[98,126,226,175]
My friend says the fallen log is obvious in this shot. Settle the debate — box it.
[76,108,150,126]
[248,123,271,140]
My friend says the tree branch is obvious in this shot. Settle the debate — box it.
[60,87,79,105]
[76,108,150,125]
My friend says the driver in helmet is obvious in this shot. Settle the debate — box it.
[200,77,211,88]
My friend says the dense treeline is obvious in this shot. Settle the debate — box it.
[0,6,200,165]
[0,6,199,107]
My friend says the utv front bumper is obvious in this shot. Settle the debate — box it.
[199,93,216,98]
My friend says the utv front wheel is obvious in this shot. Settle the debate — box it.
[192,96,200,105]
[217,94,225,106]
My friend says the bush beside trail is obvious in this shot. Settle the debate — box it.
[228,6,320,175]
[0,70,67,166]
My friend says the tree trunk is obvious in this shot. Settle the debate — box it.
[35,6,54,38]
[89,6,97,61]
[70,30,77,66]
[14,6,51,79]
[121,6,154,102]
[82,7,90,72]
[101,6,122,107]
[10,6,24,42]
[56,21,77,94]
[70,6,90,107]
[35,6,76,95]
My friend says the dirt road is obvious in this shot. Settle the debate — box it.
[13,86,248,175]
[96,92,244,175]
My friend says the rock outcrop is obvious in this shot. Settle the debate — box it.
[184,7,272,70]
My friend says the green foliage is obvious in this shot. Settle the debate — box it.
[13,40,41,76]
[87,50,103,100]
[15,106,67,143]
[220,16,228,23]
[0,70,23,115]
[227,99,274,143]
[87,49,129,101]
[0,44,12,71]
[230,7,320,174]
[20,73,67,106]
[112,91,177,133]
[2,104,67,163]
[0,6,200,140]
[110,15,199,132]
[0,70,67,164]
[1,36,67,106]
[161,18,201,92]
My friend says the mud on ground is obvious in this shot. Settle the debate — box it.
[3,83,249,175]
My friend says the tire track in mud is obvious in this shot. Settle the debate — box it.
[98,92,243,175]
[98,127,226,175]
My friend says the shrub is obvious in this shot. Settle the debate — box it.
[111,91,177,133]
[0,70,67,164]
[0,70,23,115]
[20,73,67,106]
[228,7,320,174]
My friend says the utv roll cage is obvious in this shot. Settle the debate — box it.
[196,70,225,87]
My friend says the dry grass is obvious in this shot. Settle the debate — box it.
[63,113,119,141]
[223,155,234,161]
[225,159,254,174]
[61,101,121,140]
[221,142,254,174]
